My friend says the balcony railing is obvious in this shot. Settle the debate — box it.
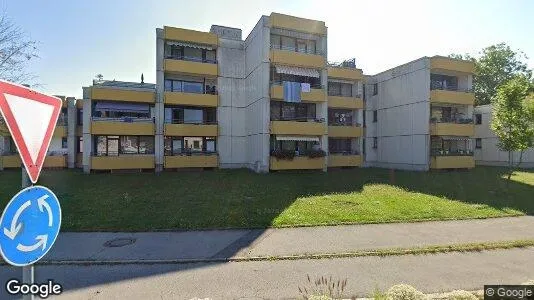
[328,122,361,127]
[92,117,154,123]
[430,117,473,124]
[271,116,324,122]
[327,91,362,98]
[329,150,361,155]
[269,44,322,55]
[167,119,217,125]
[270,80,323,89]
[430,81,471,92]
[431,149,474,156]
[165,150,217,156]
[164,54,217,64]
[327,58,357,68]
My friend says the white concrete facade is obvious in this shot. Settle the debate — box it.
[474,104,534,168]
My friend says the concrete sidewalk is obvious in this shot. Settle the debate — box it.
[42,216,534,262]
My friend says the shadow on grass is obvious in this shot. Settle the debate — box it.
[0,166,532,298]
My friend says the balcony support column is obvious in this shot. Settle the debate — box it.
[155,28,165,172]
[82,90,92,173]
[319,68,328,172]
[66,97,77,169]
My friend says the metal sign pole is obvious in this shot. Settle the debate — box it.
[21,166,34,300]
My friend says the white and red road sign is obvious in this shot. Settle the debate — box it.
[0,80,62,183]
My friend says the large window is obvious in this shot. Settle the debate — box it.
[96,136,154,156]
[329,109,354,126]
[329,138,354,154]
[430,74,458,91]
[271,67,321,88]
[270,34,317,54]
[431,137,472,155]
[164,137,217,155]
[93,102,153,121]
[164,107,216,124]
[165,44,216,64]
[328,82,353,97]
[270,102,316,121]
[164,79,217,95]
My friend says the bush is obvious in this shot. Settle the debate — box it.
[271,149,295,160]
[386,284,425,300]
[306,149,327,158]
[447,290,477,300]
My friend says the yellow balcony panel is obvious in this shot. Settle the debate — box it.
[270,156,325,170]
[163,26,218,47]
[270,85,326,102]
[44,156,66,168]
[164,155,218,168]
[328,126,363,138]
[327,67,363,81]
[164,59,218,77]
[269,13,327,35]
[328,154,362,167]
[164,92,218,107]
[270,121,327,135]
[430,56,475,74]
[76,99,83,109]
[76,126,83,136]
[1,155,21,168]
[91,155,155,170]
[430,123,474,137]
[430,156,475,169]
[164,124,218,137]
[328,96,363,109]
[270,49,325,69]
[91,88,155,103]
[53,126,67,137]
[430,89,475,105]
[0,124,9,136]
[91,121,155,135]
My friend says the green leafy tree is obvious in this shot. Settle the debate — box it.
[490,75,534,179]
[450,43,532,105]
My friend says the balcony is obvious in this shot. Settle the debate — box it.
[270,84,326,102]
[270,120,326,135]
[430,155,475,169]
[91,118,155,135]
[164,154,218,168]
[430,121,474,136]
[328,124,363,138]
[53,126,67,138]
[270,48,325,69]
[327,66,363,81]
[269,12,327,35]
[163,26,218,47]
[91,155,155,170]
[164,91,218,107]
[328,154,362,167]
[164,57,218,77]
[430,89,475,106]
[164,123,218,137]
[0,154,21,168]
[91,88,155,103]
[270,156,325,170]
[430,56,475,74]
[43,155,67,168]
[328,95,363,109]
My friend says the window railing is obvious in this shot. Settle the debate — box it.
[164,54,217,64]
[431,149,474,156]
[430,117,473,124]
[92,117,155,123]
[270,81,323,89]
[47,150,68,156]
[269,44,322,55]
[272,116,324,122]
[165,150,217,156]
[328,122,361,127]
[167,119,217,125]
[430,81,471,92]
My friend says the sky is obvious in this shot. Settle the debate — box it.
[3,0,534,98]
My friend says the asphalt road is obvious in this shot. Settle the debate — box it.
[1,247,533,299]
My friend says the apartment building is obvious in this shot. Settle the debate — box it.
[364,56,476,171]
[0,97,80,170]
[474,105,534,168]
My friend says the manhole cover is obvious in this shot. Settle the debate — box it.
[103,238,136,248]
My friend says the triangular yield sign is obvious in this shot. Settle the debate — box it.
[0,80,62,183]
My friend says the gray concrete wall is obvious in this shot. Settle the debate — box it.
[67,97,77,168]
[364,58,431,171]
[155,28,164,172]
[81,89,92,173]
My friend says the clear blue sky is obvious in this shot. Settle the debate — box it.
[4,0,534,98]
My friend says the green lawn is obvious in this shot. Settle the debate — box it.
[0,167,532,231]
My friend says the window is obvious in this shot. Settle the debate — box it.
[270,102,316,121]
[164,107,216,124]
[120,136,139,154]
[164,137,216,155]
[475,138,482,149]
[372,137,378,149]
[77,109,83,125]
[77,137,83,153]
[139,136,154,154]
[328,109,353,126]
[373,110,378,123]
[61,138,68,149]
[96,136,153,156]
[372,83,378,96]
[475,114,482,125]
[329,138,353,154]
[328,82,352,97]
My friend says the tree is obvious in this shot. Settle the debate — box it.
[95,73,103,81]
[451,43,532,105]
[0,13,39,85]
[490,75,534,179]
